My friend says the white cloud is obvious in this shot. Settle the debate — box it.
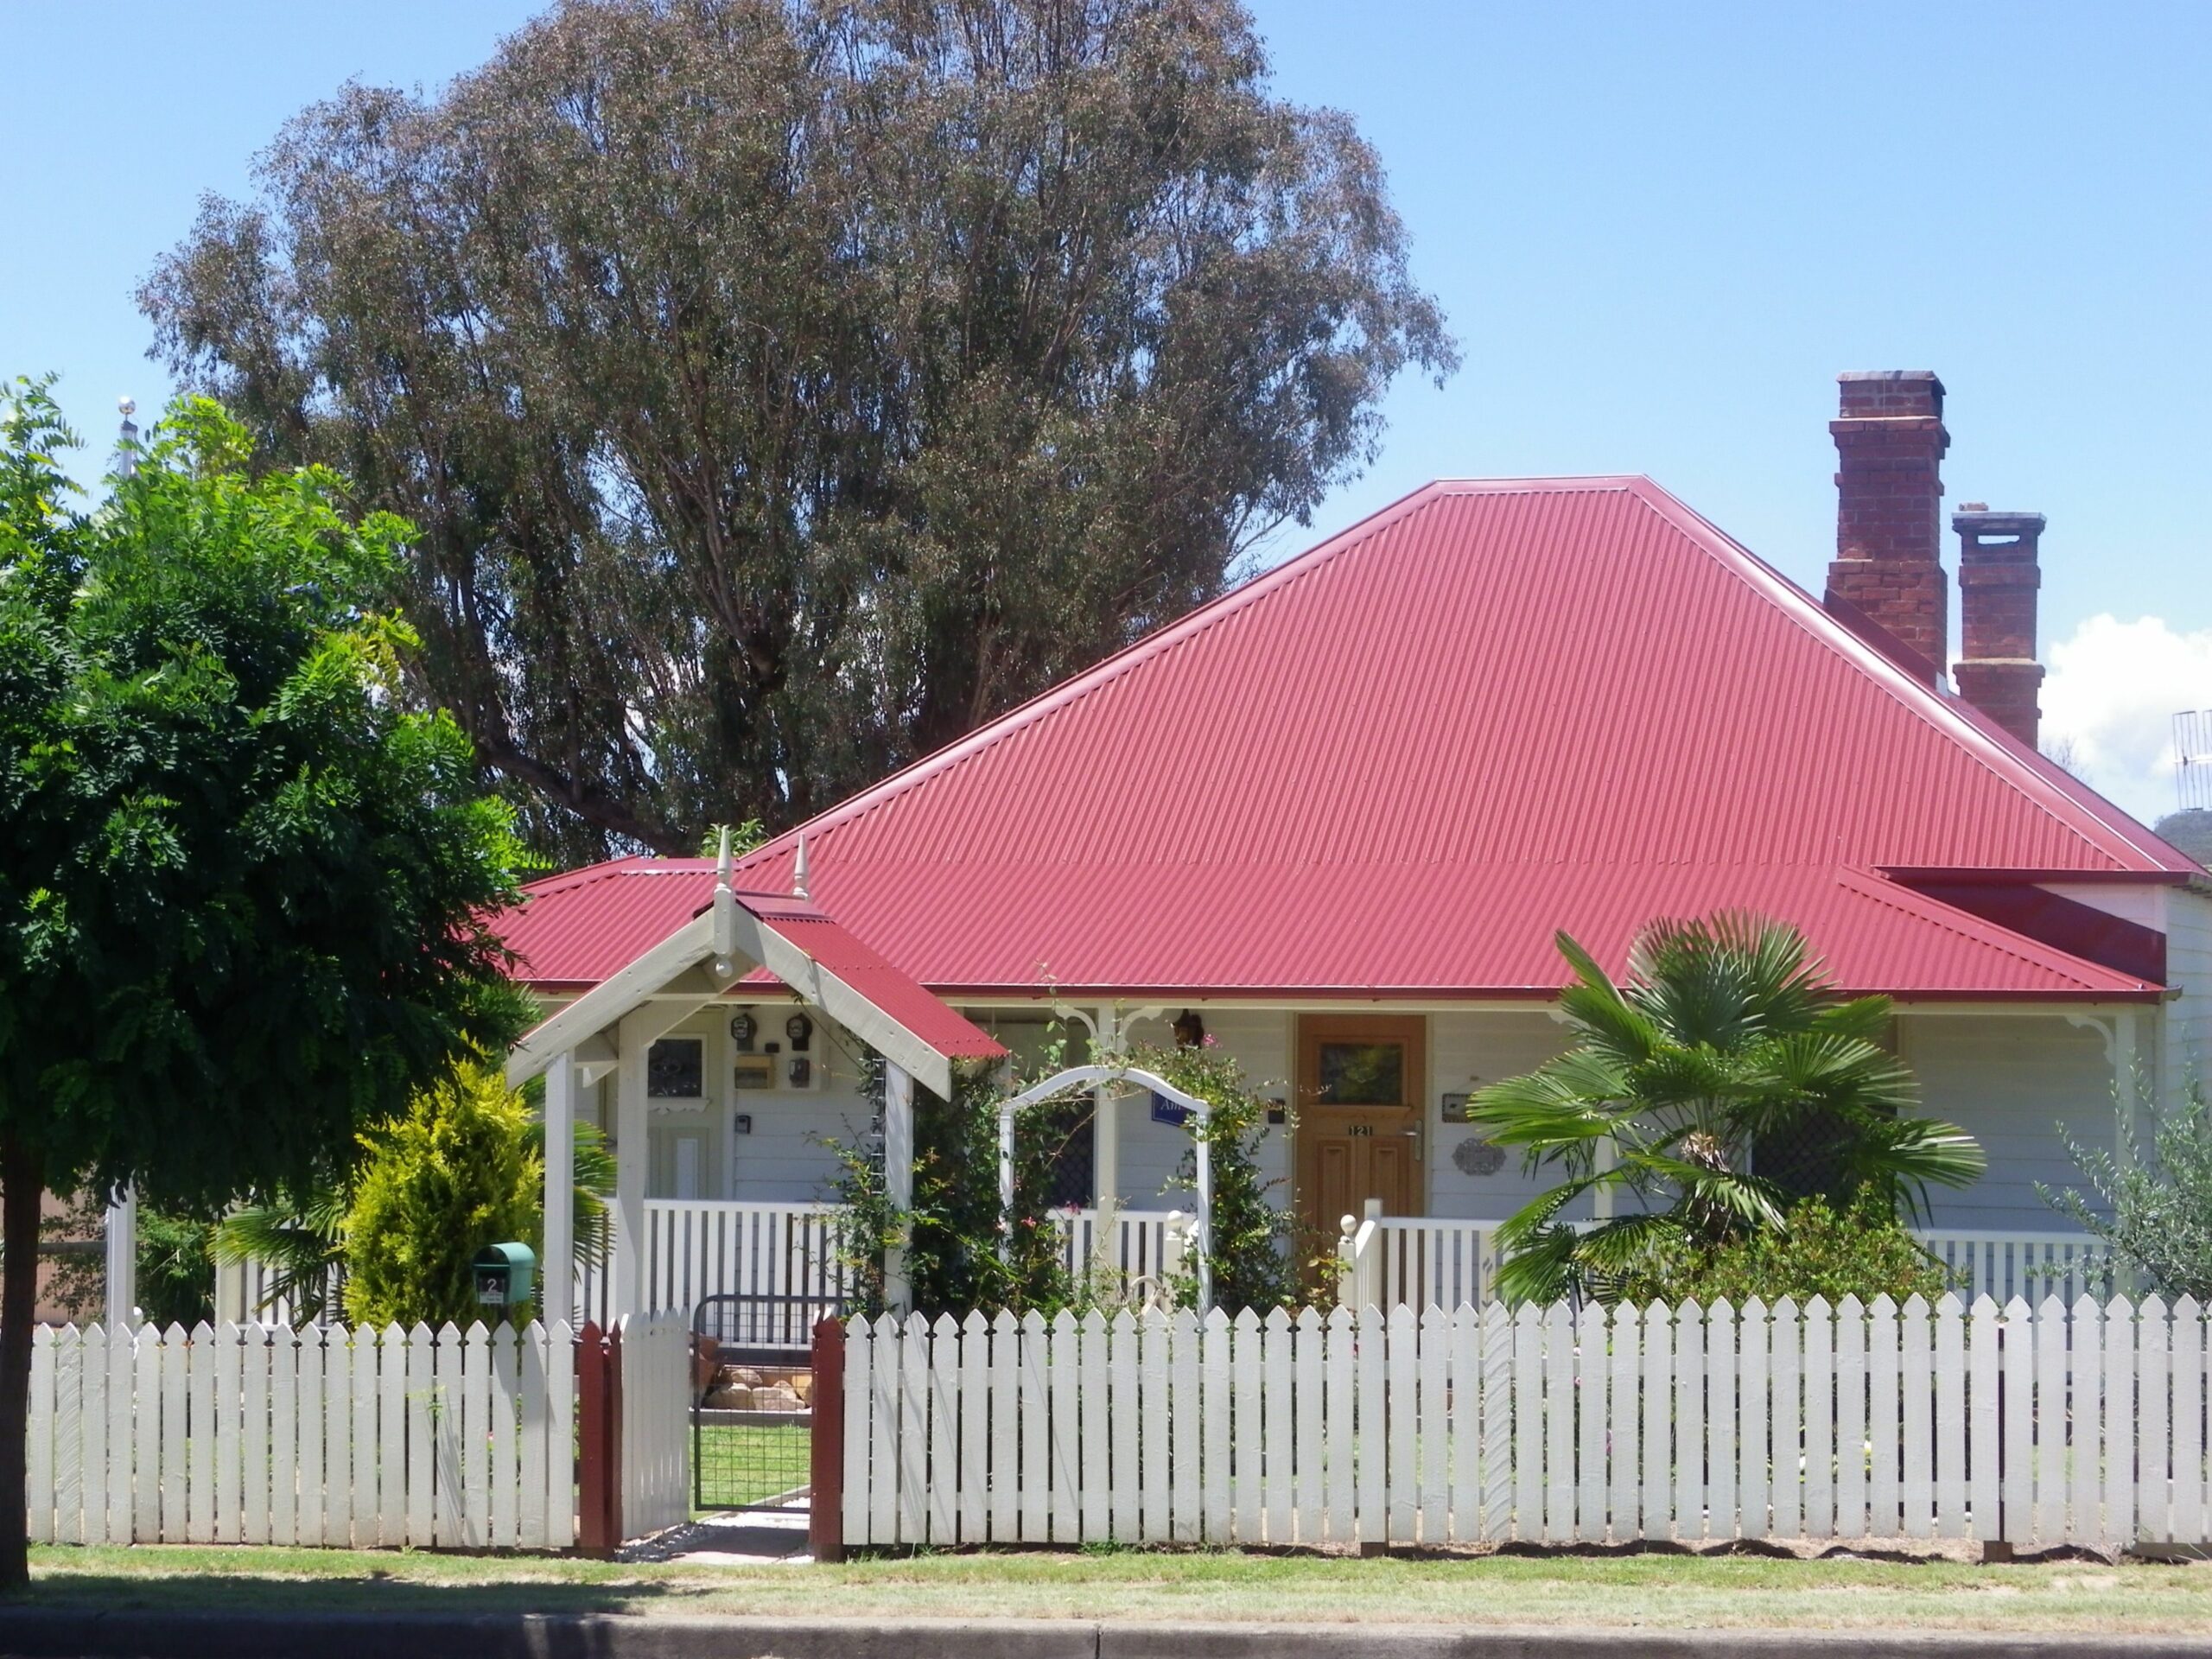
[2039,614,2212,824]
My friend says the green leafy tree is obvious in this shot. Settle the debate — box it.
[40,1197,217,1331]
[1470,913,1985,1304]
[141,0,1457,861]
[2041,1079,2212,1301]
[341,1058,565,1329]
[0,381,528,1586]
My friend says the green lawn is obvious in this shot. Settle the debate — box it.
[695,1421,811,1509]
[14,1544,2212,1632]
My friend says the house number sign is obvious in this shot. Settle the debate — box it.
[1346,1122,1375,1137]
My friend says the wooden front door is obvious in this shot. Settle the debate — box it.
[1295,1014,1426,1238]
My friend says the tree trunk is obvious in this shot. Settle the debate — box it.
[0,1131,41,1588]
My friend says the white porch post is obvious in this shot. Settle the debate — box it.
[103,1190,137,1330]
[542,1048,576,1330]
[611,1014,651,1320]
[214,1256,250,1325]
[1592,1137,1617,1221]
[883,1059,915,1313]
[1091,1006,1120,1210]
[2114,1007,2140,1169]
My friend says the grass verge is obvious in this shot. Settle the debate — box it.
[13,1542,2212,1631]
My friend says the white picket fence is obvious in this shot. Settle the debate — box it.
[617,1309,694,1539]
[25,1320,577,1549]
[841,1293,2212,1554]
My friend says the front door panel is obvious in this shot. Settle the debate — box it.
[1296,1015,1426,1246]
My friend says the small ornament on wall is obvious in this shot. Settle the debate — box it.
[1452,1136,1507,1178]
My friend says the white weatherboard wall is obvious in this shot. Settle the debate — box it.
[1429,1011,1575,1221]
[2163,887,2212,1105]
[23,1321,575,1549]
[1114,1009,1291,1208]
[611,1003,877,1205]
[1904,1014,2115,1230]
[842,1294,2212,1554]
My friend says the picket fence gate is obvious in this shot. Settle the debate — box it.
[24,1319,577,1549]
[839,1293,2212,1554]
[616,1310,695,1540]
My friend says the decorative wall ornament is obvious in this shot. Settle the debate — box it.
[1452,1136,1506,1177]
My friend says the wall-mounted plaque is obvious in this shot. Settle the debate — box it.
[1452,1136,1507,1177]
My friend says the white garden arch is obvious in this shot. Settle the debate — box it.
[996,1065,1213,1310]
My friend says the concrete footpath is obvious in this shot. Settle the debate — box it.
[0,1614,2207,1659]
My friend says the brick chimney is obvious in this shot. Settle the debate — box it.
[1826,370,1949,683]
[1951,506,2046,748]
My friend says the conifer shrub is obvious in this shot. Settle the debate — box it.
[341,1058,541,1328]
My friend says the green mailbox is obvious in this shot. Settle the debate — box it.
[473,1242,537,1313]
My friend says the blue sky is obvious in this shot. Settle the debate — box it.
[6,2,2208,820]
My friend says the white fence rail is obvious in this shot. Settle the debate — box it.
[1337,1214,2115,1312]
[25,1319,576,1549]
[577,1198,851,1325]
[1052,1208,1185,1295]
[569,1200,1185,1322]
[842,1293,2211,1554]
[1916,1230,2115,1306]
[617,1310,693,1539]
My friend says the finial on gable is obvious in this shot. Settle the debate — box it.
[792,834,810,899]
[117,396,139,480]
[715,823,734,889]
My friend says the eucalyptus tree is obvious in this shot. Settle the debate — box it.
[1470,913,1985,1304]
[142,0,1457,861]
[0,383,529,1584]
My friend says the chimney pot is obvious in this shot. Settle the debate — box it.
[1825,371,1950,683]
[1952,508,2046,749]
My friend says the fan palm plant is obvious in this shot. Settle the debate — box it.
[1470,912,1984,1303]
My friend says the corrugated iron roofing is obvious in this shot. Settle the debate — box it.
[497,871,1004,1058]
[500,478,2196,1003]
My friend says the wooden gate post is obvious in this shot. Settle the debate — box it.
[810,1316,846,1563]
[576,1322,626,1554]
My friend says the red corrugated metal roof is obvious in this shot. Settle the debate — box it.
[497,870,1004,1057]
[501,478,2194,1003]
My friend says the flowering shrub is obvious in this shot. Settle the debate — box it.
[1137,1041,1311,1314]
[825,1054,1073,1318]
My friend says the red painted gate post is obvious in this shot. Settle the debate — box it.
[810,1316,846,1563]
[575,1321,625,1555]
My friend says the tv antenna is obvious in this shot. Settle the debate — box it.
[2178,709,2212,811]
